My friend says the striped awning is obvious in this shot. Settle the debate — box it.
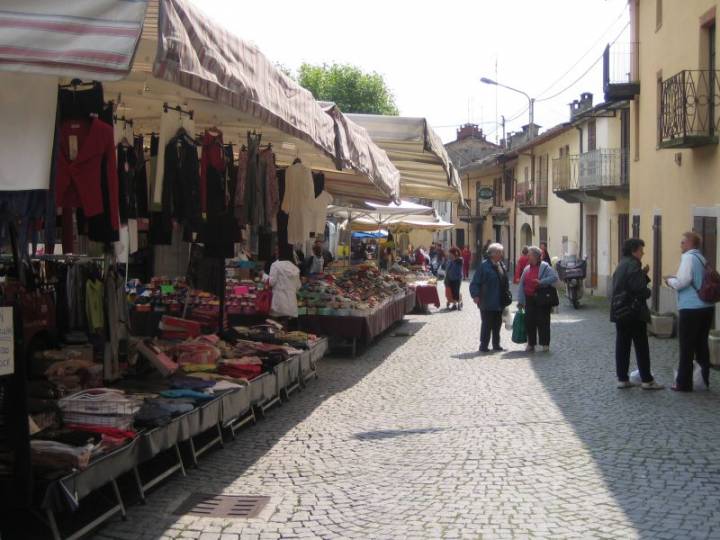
[0,1,147,80]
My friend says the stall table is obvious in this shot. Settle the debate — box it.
[299,293,415,356]
[413,283,440,310]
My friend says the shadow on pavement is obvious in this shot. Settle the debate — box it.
[353,427,447,441]
[529,300,720,539]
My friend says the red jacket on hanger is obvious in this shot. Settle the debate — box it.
[56,117,120,231]
[200,129,225,214]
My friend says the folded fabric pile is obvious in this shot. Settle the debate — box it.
[44,357,102,392]
[30,440,93,471]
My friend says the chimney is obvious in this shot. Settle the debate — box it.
[456,123,485,141]
[570,92,594,120]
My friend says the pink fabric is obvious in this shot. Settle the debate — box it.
[524,265,540,297]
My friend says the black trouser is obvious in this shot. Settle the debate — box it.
[446,279,461,302]
[677,307,714,390]
[615,320,652,383]
[525,296,551,347]
[480,310,502,349]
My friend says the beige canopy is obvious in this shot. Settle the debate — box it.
[346,114,464,203]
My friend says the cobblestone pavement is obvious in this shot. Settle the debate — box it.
[96,283,720,540]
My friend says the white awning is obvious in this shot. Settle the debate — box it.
[346,114,464,203]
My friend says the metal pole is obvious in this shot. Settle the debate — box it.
[529,98,535,139]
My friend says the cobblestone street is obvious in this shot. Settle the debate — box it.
[96,283,720,540]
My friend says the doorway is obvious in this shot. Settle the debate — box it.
[618,213,630,262]
[652,215,662,312]
[456,229,465,250]
[694,216,717,269]
[520,223,533,248]
[586,215,598,288]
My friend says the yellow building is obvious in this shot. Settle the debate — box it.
[611,0,720,312]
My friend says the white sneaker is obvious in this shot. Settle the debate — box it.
[617,380,637,389]
[525,345,535,352]
[641,380,665,391]
[538,345,550,353]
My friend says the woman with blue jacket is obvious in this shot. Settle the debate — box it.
[470,243,511,352]
[517,246,559,353]
[665,231,714,391]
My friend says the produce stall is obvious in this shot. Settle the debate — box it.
[296,265,416,356]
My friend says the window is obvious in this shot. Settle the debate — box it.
[618,214,630,262]
[632,215,640,238]
[539,226,548,244]
[656,71,663,147]
[524,166,529,182]
[503,168,514,201]
[656,0,662,31]
[493,177,503,206]
[588,120,597,151]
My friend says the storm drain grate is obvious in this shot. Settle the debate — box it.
[173,493,270,518]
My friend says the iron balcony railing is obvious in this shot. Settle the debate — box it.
[603,40,640,101]
[659,70,720,147]
[516,179,548,207]
[552,148,629,191]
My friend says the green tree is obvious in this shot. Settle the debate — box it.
[297,63,399,115]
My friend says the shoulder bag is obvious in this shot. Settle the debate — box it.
[492,262,513,307]
[533,264,559,308]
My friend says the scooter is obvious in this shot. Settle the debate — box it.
[556,256,587,309]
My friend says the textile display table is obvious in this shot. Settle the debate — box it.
[299,293,415,356]
[414,284,440,309]
[37,339,327,540]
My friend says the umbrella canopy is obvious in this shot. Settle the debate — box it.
[327,200,434,228]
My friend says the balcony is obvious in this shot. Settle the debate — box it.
[659,70,720,148]
[458,202,491,222]
[552,149,629,203]
[516,180,547,215]
[603,42,640,101]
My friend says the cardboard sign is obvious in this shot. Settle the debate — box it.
[0,307,14,376]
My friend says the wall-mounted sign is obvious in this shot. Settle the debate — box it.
[0,307,14,376]
[477,187,494,200]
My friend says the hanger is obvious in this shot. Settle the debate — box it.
[292,157,302,165]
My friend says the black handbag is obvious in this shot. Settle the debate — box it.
[534,285,559,308]
[611,290,642,322]
[492,263,513,307]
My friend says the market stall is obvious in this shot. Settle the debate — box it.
[0,1,401,538]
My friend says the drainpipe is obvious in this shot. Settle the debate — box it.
[576,126,584,257]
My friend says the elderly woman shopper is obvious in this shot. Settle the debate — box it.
[517,246,560,352]
[470,243,512,352]
[611,238,663,390]
[665,231,715,391]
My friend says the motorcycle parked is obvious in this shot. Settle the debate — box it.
[556,256,587,309]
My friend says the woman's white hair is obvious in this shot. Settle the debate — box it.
[528,246,543,258]
[487,242,504,255]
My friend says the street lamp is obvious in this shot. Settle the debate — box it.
[480,77,535,140]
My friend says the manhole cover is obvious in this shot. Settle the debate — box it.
[173,493,270,518]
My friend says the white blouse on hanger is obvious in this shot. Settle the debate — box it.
[282,162,315,245]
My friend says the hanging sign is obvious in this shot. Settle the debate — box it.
[478,187,494,200]
[0,307,14,376]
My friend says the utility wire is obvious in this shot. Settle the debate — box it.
[535,6,629,99]
[535,22,630,103]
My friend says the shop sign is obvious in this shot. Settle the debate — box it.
[477,187,494,200]
[0,307,14,376]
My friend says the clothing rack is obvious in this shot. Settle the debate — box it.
[163,102,194,120]
[59,78,96,89]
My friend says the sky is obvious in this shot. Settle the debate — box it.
[196,0,630,143]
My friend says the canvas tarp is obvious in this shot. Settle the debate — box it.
[0,0,147,80]
[346,114,464,203]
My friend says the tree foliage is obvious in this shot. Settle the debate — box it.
[297,63,399,116]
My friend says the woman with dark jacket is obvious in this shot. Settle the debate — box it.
[517,246,559,353]
[611,238,663,390]
[470,243,511,352]
[444,248,464,311]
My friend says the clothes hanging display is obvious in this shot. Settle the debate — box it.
[133,135,149,218]
[153,107,196,207]
[56,117,120,233]
[0,73,58,191]
[85,278,104,333]
[161,128,202,232]
[281,161,315,246]
[311,190,333,236]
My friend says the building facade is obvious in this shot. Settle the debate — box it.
[608,0,720,312]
